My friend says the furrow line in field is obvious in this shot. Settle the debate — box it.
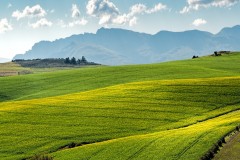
[174,132,209,160]
[127,138,159,160]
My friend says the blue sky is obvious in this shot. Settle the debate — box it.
[0,0,240,59]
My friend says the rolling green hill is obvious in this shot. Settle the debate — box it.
[0,53,240,160]
[1,53,240,102]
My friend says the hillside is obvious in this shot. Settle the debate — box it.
[0,53,240,159]
[1,53,240,102]
[13,25,240,65]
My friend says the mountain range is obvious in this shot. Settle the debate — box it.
[14,25,240,65]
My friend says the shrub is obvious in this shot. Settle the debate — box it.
[68,142,77,148]
[236,126,239,131]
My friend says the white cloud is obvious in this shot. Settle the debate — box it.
[86,0,167,26]
[86,0,119,25]
[99,15,111,25]
[0,18,13,34]
[58,4,88,28]
[57,19,67,28]
[129,4,147,16]
[66,4,88,27]
[180,6,190,14]
[30,18,52,29]
[7,3,12,8]
[69,18,88,27]
[129,17,137,26]
[192,18,207,26]
[128,3,167,16]
[112,14,128,25]
[72,4,81,18]
[12,5,46,20]
[181,0,240,13]
[146,3,167,14]
[86,0,119,16]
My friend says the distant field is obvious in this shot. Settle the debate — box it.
[0,53,240,160]
[0,62,27,77]
[0,61,101,77]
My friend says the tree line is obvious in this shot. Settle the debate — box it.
[64,56,87,65]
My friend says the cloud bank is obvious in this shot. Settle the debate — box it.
[30,18,52,29]
[0,18,13,33]
[181,0,240,13]
[86,0,167,26]
[12,5,46,20]
[69,18,88,27]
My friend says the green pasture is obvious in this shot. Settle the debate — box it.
[0,53,240,102]
[0,53,240,159]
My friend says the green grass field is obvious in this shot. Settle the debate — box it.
[0,61,98,78]
[0,53,240,159]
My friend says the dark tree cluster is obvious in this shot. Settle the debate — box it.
[214,51,222,56]
[64,56,88,65]
[192,55,199,59]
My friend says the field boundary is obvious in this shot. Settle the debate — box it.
[200,125,240,160]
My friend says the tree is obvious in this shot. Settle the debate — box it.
[64,57,70,64]
[192,55,198,59]
[81,56,87,63]
[71,57,77,65]
[77,59,81,64]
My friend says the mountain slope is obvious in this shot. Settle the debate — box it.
[14,25,240,65]
[215,25,240,50]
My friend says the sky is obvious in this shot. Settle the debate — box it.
[0,0,240,59]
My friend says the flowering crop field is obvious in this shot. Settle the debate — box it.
[0,53,240,160]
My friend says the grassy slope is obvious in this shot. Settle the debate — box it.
[0,53,240,159]
[1,78,240,159]
[52,110,240,160]
[0,62,27,76]
[0,53,240,102]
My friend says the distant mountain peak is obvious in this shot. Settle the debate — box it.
[217,25,240,37]
[96,27,147,36]
[97,27,124,33]
[233,25,240,28]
